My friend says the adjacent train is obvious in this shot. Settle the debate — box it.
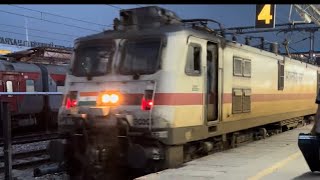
[53,6,320,178]
[0,50,68,134]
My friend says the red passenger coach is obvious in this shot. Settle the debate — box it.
[43,64,68,128]
[0,61,44,128]
[0,47,71,134]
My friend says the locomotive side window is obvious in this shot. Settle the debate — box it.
[26,80,35,92]
[278,62,284,90]
[233,57,242,76]
[243,59,251,77]
[233,57,251,77]
[185,44,201,76]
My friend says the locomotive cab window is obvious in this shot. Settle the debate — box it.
[26,80,35,92]
[119,38,162,75]
[72,41,115,77]
[185,44,201,76]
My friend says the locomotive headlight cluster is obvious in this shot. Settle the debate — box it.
[101,94,119,104]
[97,91,121,106]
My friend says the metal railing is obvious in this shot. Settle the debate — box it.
[0,92,63,95]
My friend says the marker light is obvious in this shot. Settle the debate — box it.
[141,89,154,111]
[65,91,78,109]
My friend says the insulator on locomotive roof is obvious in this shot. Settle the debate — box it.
[245,37,250,45]
[232,36,237,42]
[114,6,182,31]
[269,43,279,54]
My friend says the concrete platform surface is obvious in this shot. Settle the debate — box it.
[136,125,320,180]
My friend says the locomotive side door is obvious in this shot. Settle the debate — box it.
[206,42,219,124]
[2,73,20,112]
[185,36,205,126]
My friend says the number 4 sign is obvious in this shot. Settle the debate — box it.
[255,4,276,28]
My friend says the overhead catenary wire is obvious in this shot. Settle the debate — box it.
[276,12,318,52]
[9,4,111,27]
[0,9,101,32]
[106,5,123,10]
[0,29,73,43]
[1,5,315,54]
[0,23,80,38]
[276,9,309,43]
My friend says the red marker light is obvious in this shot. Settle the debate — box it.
[141,98,153,111]
[148,101,153,106]
[66,98,77,109]
[65,92,77,109]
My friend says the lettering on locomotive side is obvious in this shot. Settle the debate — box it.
[285,71,303,82]
[192,85,200,91]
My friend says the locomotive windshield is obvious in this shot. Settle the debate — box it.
[72,42,115,77]
[119,39,161,75]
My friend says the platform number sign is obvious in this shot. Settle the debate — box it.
[255,4,276,28]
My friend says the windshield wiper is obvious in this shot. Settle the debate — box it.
[81,58,92,80]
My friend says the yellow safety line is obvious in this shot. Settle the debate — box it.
[247,151,302,180]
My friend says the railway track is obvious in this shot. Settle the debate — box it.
[0,120,312,179]
[0,131,66,175]
[0,149,50,173]
[0,132,66,146]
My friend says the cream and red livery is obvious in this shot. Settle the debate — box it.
[55,6,319,178]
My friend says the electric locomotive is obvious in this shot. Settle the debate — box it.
[52,6,319,178]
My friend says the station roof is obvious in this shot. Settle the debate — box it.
[5,47,72,65]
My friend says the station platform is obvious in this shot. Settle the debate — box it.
[136,124,320,180]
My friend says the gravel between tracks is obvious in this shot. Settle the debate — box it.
[0,140,60,180]
[0,169,69,180]
[0,141,49,156]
